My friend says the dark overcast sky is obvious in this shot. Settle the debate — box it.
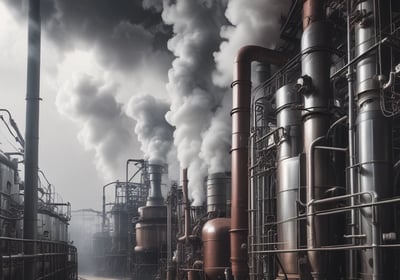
[0,0,290,209]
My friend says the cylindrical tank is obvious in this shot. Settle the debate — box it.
[354,1,394,278]
[135,163,167,262]
[134,205,167,254]
[111,205,128,252]
[276,84,301,279]
[202,218,231,280]
[146,163,164,206]
[301,3,335,277]
[206,173,231,216]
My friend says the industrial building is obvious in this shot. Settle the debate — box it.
[91,0,400,279]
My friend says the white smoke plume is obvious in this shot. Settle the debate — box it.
[200,91,232,174]
[213,0,292,86]
[56,73,140,180]
[162,0,227,205]
[127,94,174,164]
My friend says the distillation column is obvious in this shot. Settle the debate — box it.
[354,0,394,278]
[301,1,334,279]
[276,85,301,279]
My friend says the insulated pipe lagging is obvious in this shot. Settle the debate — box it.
[231,46,286,280]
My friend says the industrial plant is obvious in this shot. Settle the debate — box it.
[85,1,400,279]
[0,146,77,279]
[1,0,400,279]
[0,0,77,279]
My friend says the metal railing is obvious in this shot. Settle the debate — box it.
[0,237,77,280]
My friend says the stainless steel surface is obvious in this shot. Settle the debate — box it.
[355,1,393,278]
[301,3,333,277]
[276,85,301,278]
[346,1,357,277]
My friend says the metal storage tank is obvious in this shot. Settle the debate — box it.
[135,163,167,262]
[206,173,231,216]
[135,206,167,252]
[111,204,128,252]
[202,217,231,280]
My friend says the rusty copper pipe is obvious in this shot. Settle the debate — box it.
[179,168,190,243]
[303,0,324,29]
[231,46,286,279]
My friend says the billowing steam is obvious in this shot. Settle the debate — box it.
[4,0,172,72]
[213,0,292,86]
[56,73,140,180]
[2,0,291,207]
[200,92,232,174]
[127,94,174,164]
[162,0,227,205]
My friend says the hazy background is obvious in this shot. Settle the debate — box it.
[0,0,290,216]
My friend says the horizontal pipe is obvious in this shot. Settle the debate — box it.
[250,243,400,254]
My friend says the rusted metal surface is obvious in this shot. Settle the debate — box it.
[302,0,324,29]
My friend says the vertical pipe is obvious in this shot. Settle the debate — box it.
[249,65,270,279]
[354,1,393,278]
[301,1,332,279]
[23,0,41,278]
[102,185,106,232]
[167,190,172,262]
[231,46,286,280]
[181,168,190,242]
[346,0,357,278]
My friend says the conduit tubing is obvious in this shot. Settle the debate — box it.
[231,45,286,279]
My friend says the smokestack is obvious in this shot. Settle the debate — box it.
[23,0,41,278]
[146,163,164,206]
[206,172,231,216]
[179,168,190,243]
[231,46,286,279]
